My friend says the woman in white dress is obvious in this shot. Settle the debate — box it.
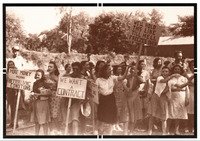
[175,60,194,133]
[168,64,190,135]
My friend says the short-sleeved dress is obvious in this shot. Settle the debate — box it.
[168,76,189,119]
[45,75,62,121]
[147,69,162,117]
[151,76,170,121]
[96,76,118,124]
[114,78,128,123]
[126,75,142,123]
[138,70,150,119]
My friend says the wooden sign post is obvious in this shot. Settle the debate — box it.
[87,80,99,134]
[7,69,36,134]
[127,21,162,117]
[65,98,72,135]
[56,77,87,135]
[12,90,21,135]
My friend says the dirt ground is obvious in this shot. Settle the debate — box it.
[6,109,195,137]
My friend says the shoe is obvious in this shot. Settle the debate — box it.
[184,129,189,133]
[113,125,117,131]
[57,131,63,135]
[147,130,152,135]
[50,130,56,135]
[128,131,134,135]
[93,130,98,135]
[7,124,18,129]
[116,125,123,131]
[174,132,181,135]
[7,124,13,128]
[153,124,158,130]
[162,132,169,135]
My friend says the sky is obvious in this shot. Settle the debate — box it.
[6,6,194,35]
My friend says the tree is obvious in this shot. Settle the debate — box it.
[148,9,164,25]
[26,33,41,51]
[6,11,26,57]
[58,8,92,53]
[87,12,130,54]
[38,27,67,53]
[169,15,194,36]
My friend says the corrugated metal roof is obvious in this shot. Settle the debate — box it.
[158,36,194,45]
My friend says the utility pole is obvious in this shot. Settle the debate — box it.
[67,7,72,54]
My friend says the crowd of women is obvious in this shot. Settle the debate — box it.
[6,49,194,136]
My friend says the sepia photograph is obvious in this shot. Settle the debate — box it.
[3,3,196,138]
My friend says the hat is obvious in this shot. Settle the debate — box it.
[81,102,91,117]
[12,45,20,51]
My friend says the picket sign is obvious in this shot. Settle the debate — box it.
[87,79,99,134]
[7,69,36,91]
[127,20,162,47]
[127,21,162,118]
[56,77,87,99]
[56,76,87,134]
[6,69,35,134]
[87,80,99,104]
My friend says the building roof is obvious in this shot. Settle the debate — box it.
[158,36,194,45]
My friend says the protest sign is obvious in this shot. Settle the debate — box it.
[57,77,87,100]
[7,69,35,91]
[88,80,99,104]
[127,21,162,47]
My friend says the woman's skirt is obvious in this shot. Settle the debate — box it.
[168,91,188,119]
[97,93,117,124]
[35,99,51,124]
[127,89,143,123]
[50,91,62,120]
[155,93,170,121]
[147,93,160,117]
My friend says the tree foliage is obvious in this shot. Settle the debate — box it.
[87,12,131,54]
[169,15,194,36]
[6,12,26,57]
[26,9,92,53]
[87,9,165,54]
[23,8,167,54]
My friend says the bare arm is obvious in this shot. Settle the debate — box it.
[136,74,145,83]
[118,66,130,81]
[160,74,179,83]
[90,68,97,81]
[175,75,194,88]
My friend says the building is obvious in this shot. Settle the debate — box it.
[145,36,194,58]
